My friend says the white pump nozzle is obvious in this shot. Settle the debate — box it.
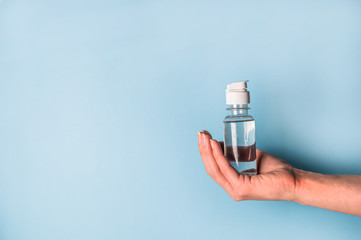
[226,80,250,105]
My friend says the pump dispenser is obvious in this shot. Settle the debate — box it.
[223,81,256,175]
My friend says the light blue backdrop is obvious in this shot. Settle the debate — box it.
[1,0,361,239]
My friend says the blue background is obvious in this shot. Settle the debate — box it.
[1,0,361,239]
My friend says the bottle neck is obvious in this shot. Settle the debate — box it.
[226,104,250,116]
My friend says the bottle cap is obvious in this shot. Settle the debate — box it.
[226,81,250,105]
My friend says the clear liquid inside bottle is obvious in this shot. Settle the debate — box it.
[223,104,256,176]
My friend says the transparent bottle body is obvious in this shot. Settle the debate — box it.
[223,105,256,176]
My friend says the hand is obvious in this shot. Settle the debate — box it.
[197,130,298,201]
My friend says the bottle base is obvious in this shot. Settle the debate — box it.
[230,160,257,176]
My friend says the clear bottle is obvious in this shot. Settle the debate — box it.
[223,81,256,176]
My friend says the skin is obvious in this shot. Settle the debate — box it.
[197,130,361,217]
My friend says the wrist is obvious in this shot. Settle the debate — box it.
[292,168,324,205]
[292,168,309,204]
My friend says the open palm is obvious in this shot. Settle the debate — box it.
[198,130,297,201]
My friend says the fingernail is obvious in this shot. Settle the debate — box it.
[197,131,201,142]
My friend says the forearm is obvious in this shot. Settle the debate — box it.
[293,169,361,216]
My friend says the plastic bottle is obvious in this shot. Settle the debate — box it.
[223,81,257,175]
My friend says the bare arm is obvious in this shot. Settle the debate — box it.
[294,170,361,216]
[197,130,361,217]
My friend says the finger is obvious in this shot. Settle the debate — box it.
[197,131,202,143]
[198,132,234,195]
[201,130,224,153]
[210,139,239,186]
[202,130,212,139]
